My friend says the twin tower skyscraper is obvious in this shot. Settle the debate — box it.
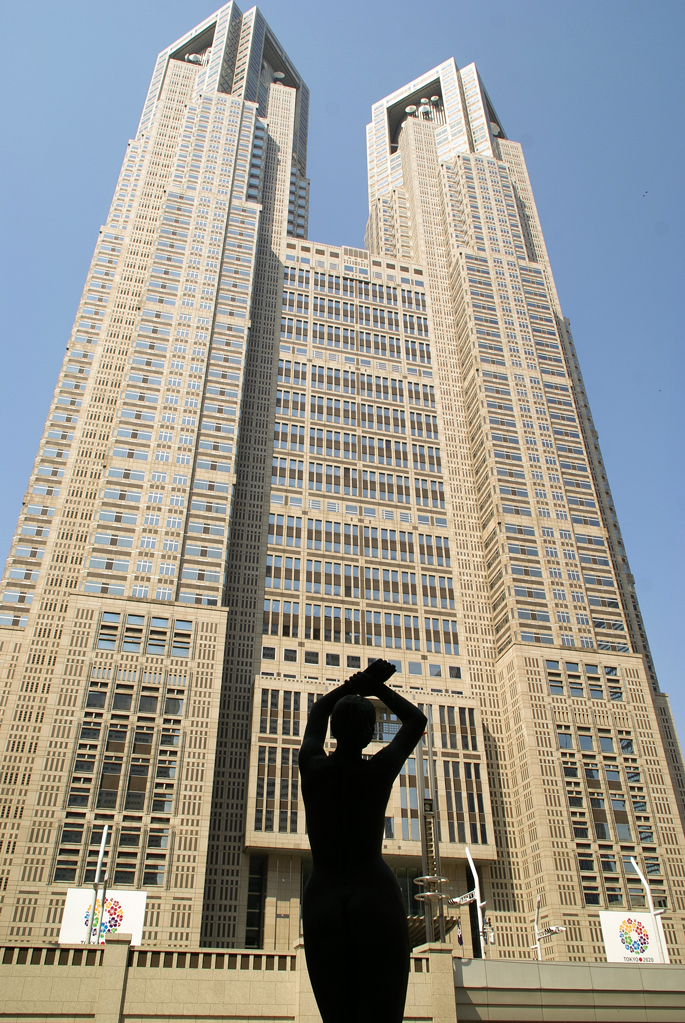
[1,3,684,962]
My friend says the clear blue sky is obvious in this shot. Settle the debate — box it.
[0,1,683,733]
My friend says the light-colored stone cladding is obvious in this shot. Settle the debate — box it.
[1,934,684,1022]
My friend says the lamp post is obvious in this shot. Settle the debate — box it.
[85,824,108,944]
[630,856,669,965]
[94,872,109,945]
[414,711,448,943]
[531,893,566,960]
[447,847,488,956]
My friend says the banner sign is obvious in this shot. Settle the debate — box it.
[599,911,665,964]
[59,888,147,945]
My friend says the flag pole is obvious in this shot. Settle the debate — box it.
[86,824,108,944]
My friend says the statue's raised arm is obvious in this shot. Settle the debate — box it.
[299,659,427,1023]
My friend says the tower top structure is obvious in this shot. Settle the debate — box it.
[367,59,505,204]
[139,3,309,177]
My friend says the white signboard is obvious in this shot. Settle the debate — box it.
[599,911,665,964]
[59,888,147,945]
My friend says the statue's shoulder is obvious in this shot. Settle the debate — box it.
[298,737,328,773]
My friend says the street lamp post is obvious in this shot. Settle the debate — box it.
[531,893,566,960]
[447,847,489,956]
[85,824,108,944]
[630,856,670,965]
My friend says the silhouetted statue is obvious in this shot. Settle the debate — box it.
[299,660,427,1023]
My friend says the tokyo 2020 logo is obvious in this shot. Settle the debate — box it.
[619,918,649,957]
[84,897,124,941]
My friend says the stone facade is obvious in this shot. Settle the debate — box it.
[1,934,683,1022]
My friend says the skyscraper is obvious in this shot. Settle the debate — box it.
[0,5,684,964]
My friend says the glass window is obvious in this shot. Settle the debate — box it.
[578,734,593,750]
[119,830,140,847]
[557,732,572,748]
[599,736,614,753]
[143,869,165,886]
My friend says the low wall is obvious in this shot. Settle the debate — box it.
[454,957,685,1022]
[0,936,451,1023]
[1,935,684,1022]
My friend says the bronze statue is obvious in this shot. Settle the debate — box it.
[299,660,427,1023]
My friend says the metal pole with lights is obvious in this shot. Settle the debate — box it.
[447,847,489,956]
[531,893,566,960]
[414,714,449,943]
[630,856,670,965]
[85,824,108,944]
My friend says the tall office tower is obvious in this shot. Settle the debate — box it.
[0,3,309,948]
[241,64,685,960]
[1,7,684,965]
[356,62,685,958]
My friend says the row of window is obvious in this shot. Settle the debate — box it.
[265,559,454,607]
[96,612,193,657]
[54,823,169,885]
[263,600,457,644]
[558,732,634,755]
[276,422,440,448]
[284,271,425,305]
[271,463,445,504]
[268,517,450,563]
[274,428,443,468]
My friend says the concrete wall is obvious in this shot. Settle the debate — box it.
[454,957,685,1022]
[1,934,683,1022]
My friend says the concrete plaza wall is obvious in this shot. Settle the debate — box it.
[0,934,683,1022]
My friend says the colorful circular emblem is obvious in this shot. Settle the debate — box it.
[619,917,649,956]
[84,897,125,941]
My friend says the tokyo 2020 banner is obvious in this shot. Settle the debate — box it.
[599,911,666,964]
[59,889,147,945]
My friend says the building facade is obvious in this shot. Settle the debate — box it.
[1,4,684,964]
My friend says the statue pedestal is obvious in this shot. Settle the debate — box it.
[409,943,456,1023]
[296,938,458,1023]
[294,939,323,1023]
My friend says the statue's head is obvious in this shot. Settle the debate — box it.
[330,694,376,749]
